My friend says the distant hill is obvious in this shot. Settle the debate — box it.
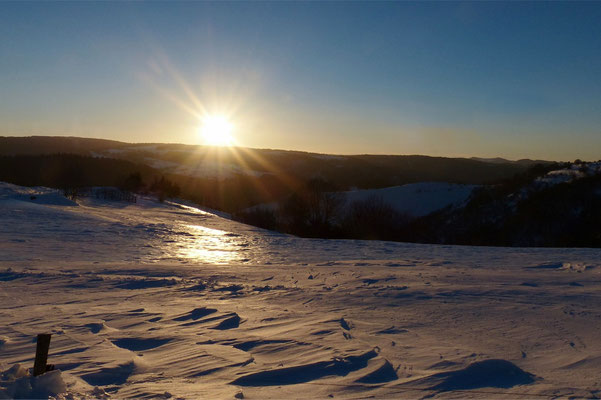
[0,136,127,155]
[0,153,156,190]
[470,156,553,166]
[1,135,538,182]
[408,161,601,247]
[0,136,557,212]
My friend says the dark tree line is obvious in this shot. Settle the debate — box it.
[150,176,181,202]
[0,154,180,202]
[235,177,411,240]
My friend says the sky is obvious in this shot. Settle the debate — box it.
[1,2,601,161]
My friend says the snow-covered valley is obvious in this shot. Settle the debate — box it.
[2,183,601,399]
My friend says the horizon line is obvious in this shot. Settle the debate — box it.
[0,134,574,163]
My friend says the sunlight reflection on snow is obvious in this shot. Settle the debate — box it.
[173,224,243,264]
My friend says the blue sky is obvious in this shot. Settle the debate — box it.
[2,2,601,160]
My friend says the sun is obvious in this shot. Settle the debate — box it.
[199,115,234,146]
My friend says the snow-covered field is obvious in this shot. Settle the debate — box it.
[1,183,601,399]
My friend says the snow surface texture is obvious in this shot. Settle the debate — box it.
[0,364,67,400]
[1,182,601,399]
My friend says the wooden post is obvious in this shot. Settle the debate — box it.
[33,334,52,377]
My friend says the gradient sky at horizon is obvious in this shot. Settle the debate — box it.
[2,2,601,161]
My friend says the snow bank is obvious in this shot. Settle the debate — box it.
[0,183,76,206]
[0,365,66,399]
[429,359,536,391]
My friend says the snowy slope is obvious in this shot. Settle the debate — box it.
[247,182,477,218]
[535,162,601,187]
[0,183,77,206]
[342,182,477,217]
[1,182,601,399]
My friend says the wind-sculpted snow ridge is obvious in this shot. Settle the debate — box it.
[1,182,601,398]
[405,359,537,392]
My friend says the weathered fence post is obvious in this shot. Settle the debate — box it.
[33,333,52,376]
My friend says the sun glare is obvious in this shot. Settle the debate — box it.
[200,115,234,146]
